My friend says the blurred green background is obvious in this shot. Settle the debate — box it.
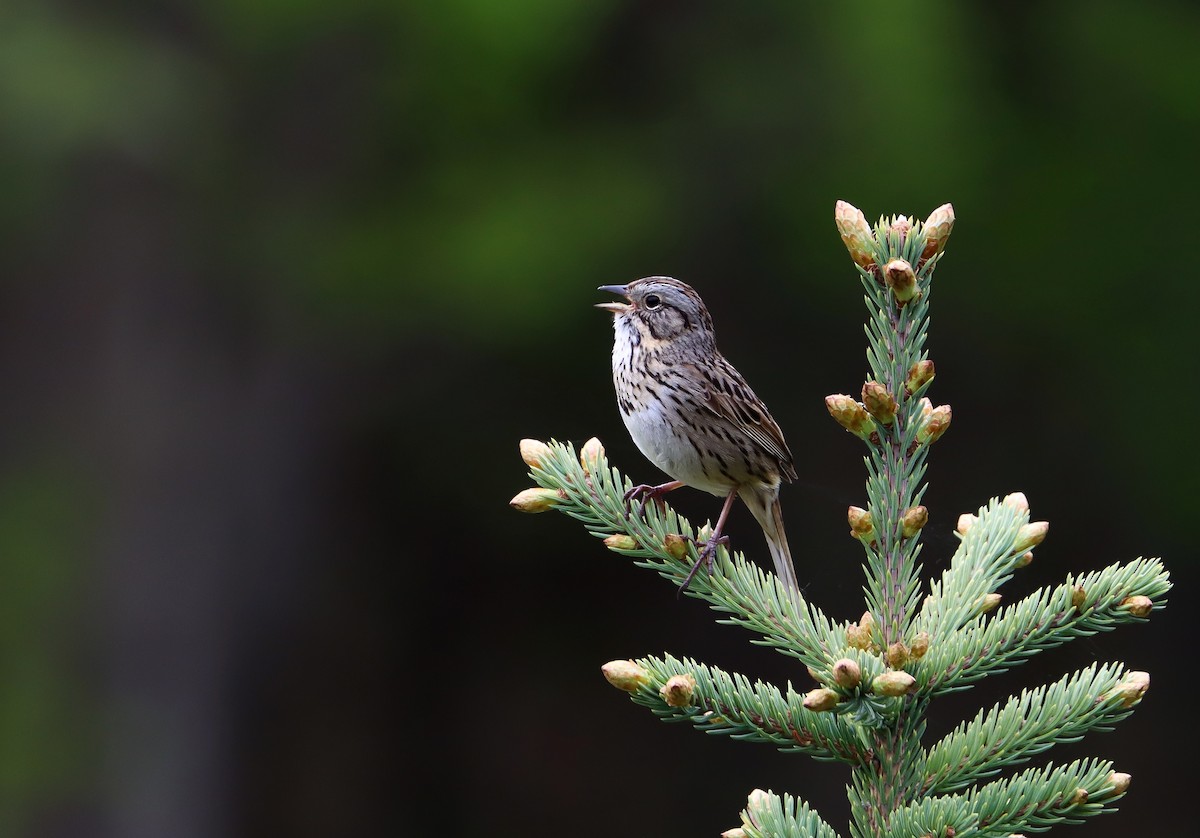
[0,1,1195,836]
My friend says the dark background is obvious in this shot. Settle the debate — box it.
[0,1,1196,836]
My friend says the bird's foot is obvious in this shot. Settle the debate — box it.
[623,480,683,517]
[678,533,730,595]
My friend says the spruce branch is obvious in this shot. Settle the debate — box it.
[924,662,1141,794]
[917,557,1170,694]
[736,788,842,838]
[916,495,1044,639]
[892,758,1129,838]
[513,437,844,671]
[606,653,872,764]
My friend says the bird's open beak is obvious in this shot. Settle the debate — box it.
[595,284,631,313]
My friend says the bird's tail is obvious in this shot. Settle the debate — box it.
[741,486,800,598]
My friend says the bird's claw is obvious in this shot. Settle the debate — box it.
[678,534,730,595]
[623,483,670,517]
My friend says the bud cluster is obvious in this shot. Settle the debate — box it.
[834,200,955,285]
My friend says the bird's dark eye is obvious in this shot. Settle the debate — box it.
[643,293,662,310]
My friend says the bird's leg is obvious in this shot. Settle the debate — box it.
[679,488,738,594]
[623,479,685,517]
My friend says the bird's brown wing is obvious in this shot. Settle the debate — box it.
[685,357,797,482]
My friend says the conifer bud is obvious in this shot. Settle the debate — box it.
[1015,551,1034,568]
[721,830,748,838]
[1121,595,1153,617]
[859,610,875,633]
[519,438,552,468]
[921,203,955,260]
[872,670,916,696]
[917,404,951,444]
[848,506,875,540]
[978,593,1002,614]
[832,658,862,689]
[803,687,841,712]
[579,437,605,471]
[910,631,930,659]
[1070,788,1089,806]
[663,533,688,561]
[1110,671,1150,707]
[603,534,638,551]
[747,789,771,822]
[846,611,876,650]
[1003,491,1030,513]
[835,200,876,269]
[862,380,898,425]
[1071,585,1087,610]
[956,513,978,535]
[825,395,878,439]
[1108,772,1132,796]
[509,487,565,513]
[884,258,919,304]
[890,215,911,240]
[886,642,910,669]
[905,359,936,394]
[602,660,650,692]
[1013,521,1049,552]
[901,506,929,538]
[846,624,870,650]
[660,674,697,707]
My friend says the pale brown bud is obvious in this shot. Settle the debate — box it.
[1070,788,1089,806]
[601,660,650,692]
[886,642,910,669]
[721,830,748,838]
[848,506,875,540]
[825,394,878,439]
[519,438,552,468]
[1013,521,1049,552]
[1109,671,1150,707]
[905,359,936,395]
[579,437,605,471]
[509,487,565,513]
[1003,491,1030,513]
[917,404,951,444]
[1015,551,1034,568]
[859,611,875,632]
[846,624,871,650]
[1107,772,1131,796]
[979,593,1002,614]
[835,200,877,269]
[901,506,929,538]
[1121,595,1153,618]
[663,533,688,561]
[890,215,911,240]
[884,258,919,304]
[872,670,916,696]
[660,674,697,707]
[956,513,978,535]
[832,658,862,689]
[803,687,841,712]
[747,788,771,819]
[861,380,898,425]
[920,203,955,260]
[909,631,930,659]
[1072,585,1087,610]
[603,534,638,551]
